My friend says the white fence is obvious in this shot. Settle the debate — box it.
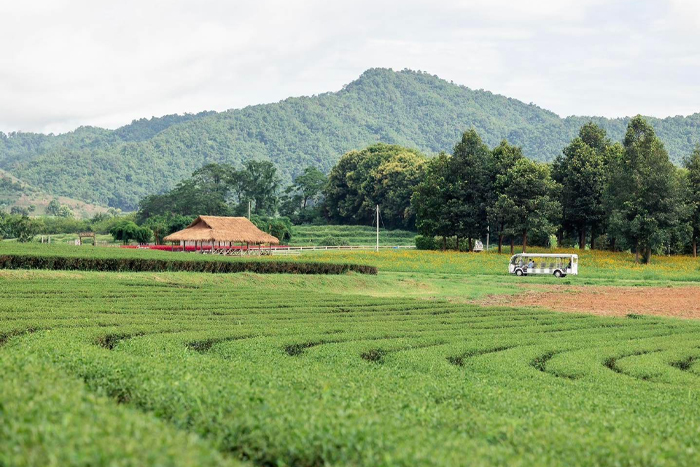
[271,245,415,256]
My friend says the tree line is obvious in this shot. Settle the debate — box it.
[132,115,699,263]
[324,115,700,263]
[5,113,698,263]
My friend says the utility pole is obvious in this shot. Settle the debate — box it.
[486,225,490,253]
[376,205,379,252]
[248,201,251,219]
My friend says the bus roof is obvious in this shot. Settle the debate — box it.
[510,253,578,258]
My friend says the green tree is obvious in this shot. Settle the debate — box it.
[133,226,153,244]
[552,123,609,249]
[372,152,426,229]
[325,143,426,227]
[239,160,280,216]
[496,158,561,252]
[57,205,74,218]
[684,145,700,257]
[110,221,139,245]
[46,199,61,216]
[279,167,327,223]
[606,116,679,263]
[412,152,455,249]
[488,140,524,253]
[10,206,29,216]
[450,129,493,250]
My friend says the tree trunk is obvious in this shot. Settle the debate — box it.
[468,238,473,252]
[510,237,514,255]
[456,237,460,252]
[610,237,616,252]
[557,229,563,249]
[442,236,446,251]
[522,231,528,253]
[635,239,639,263]
[498,234,503,254]
[693,238,697,258]
[579,227,586,250]
[590,225,596,250]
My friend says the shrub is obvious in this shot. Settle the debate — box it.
[320,236,350,246]
[0,254,378,275]
[414,235,437,250]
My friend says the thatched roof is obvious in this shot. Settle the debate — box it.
[163,216,279,244]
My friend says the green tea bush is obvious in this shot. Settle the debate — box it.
[2,273,700,466]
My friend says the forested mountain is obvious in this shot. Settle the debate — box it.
[1,68,699,210]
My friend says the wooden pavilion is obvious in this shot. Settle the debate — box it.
[163,216,279,255]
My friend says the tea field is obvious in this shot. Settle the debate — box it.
[2,262,700,466]
[289,225,416,246]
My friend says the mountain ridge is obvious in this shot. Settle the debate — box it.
[1,68,699,210]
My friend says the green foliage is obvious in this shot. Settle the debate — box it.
[289,225,415,247]
[109,221,140,245]
[495,158,561,251]
[46,199,61,216]
[684,145,700,256]
[10,206,29,216]
[449,129,494,241]
[319,236,350,247]
[41,216,89,235]
[412,152,454,240]
[415,130,559,251]
[0,214,42,242]
[552,123,611,248]
[45,198,75,218]
[606,116,680,263]
[141,213,195,244]
[325,143,426,229]
[414,235,438,250]
[279,166,327,224]
[488,140,525,251]
[138,162,280,221]
[249,215,293,244]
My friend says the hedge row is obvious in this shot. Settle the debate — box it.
[0,255,378,275]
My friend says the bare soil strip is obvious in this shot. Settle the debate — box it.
[478,285,700,319]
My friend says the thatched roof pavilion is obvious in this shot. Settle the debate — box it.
[164,216,279,245]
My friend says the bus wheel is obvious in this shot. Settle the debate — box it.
[516,269,524,277]
[554,270,562,278]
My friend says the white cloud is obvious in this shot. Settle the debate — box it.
[0,0,698,133]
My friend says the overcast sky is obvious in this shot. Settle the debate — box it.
[1,0,699,134]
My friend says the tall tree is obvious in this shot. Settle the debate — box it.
[412,152,455,249]
[279,166,327,223]
[606,116,678,263]
[488,140,524,253]
[684,145,700,257]
[372,151,426,229]
[496,158,561,252]
[239,160,281,216]
[450,129,493,249]
[552,123,609,249]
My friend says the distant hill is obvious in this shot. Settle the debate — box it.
[0,169,109,218]
[1,68,699,210]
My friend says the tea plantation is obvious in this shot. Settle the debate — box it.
[2,255,700,466]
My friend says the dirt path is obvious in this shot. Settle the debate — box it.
[478,285,700,319]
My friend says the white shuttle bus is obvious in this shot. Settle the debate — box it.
[509,253,578,278]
